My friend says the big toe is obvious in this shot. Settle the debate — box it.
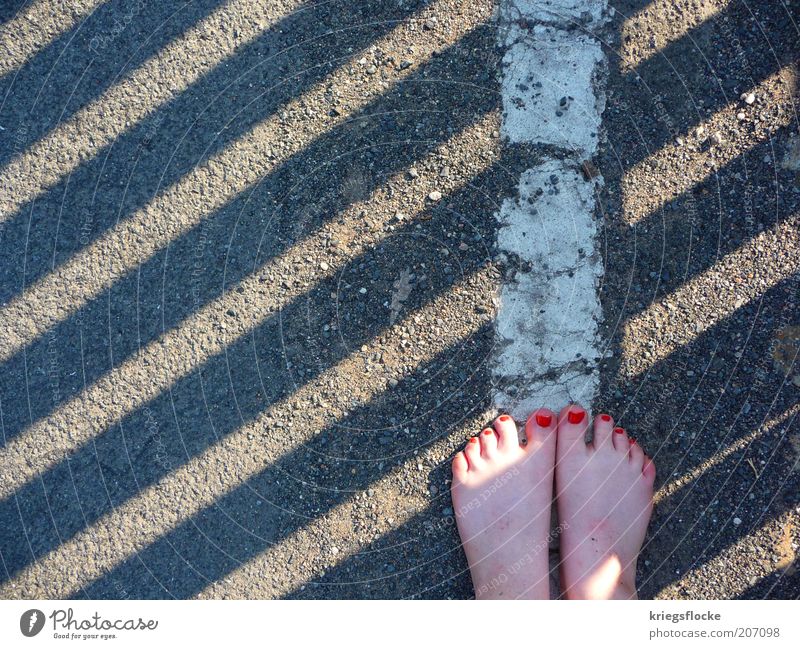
[525,408,557,453]
[557,404,589,456]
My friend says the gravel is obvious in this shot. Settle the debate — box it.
[0,0,797,601]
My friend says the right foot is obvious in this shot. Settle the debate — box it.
[555,404,655,599]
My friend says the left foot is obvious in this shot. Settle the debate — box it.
[451,411,557,599]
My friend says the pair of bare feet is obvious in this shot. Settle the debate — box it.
[451,404,655,599]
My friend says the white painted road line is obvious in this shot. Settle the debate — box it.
[500,24,605,155]
[494,0,608,417]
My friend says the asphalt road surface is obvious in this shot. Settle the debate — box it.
[0,0,797,599]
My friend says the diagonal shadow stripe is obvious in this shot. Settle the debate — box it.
[0,0,230,143]
[0,152,527,588]
[0,0,106,79]
[74,322,494,599]
[0,0,435,307]
[0,25,500,451]
[607,123,800,324]
[609,272,800,596]
[618,271,800,486]
[639,414,800,597]
[733,561,800,599]
[616,0,799,171]
[0,0,32,26]
[280,506,472,599]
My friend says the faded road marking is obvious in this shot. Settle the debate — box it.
[494,0,608,416]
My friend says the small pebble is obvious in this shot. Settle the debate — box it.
[428,190,442,201]
[695,125,705,137]
[736,111,746,121]
[408,167,419,178]
[743,92,755,105]
[359,287,367,294]
[733,517,742,525]
[319,261,329,271]
[710,131,723,146]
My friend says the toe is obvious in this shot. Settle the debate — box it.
[628,437,645,468]
[557,404,589,453]
[464,436,483,468]
[452,452,469,482]
[479,427,498,459]
[525,408,556,451]
[643,455,656,483]
[611,426,628,452]
[592,413,615,448]
[493,414,519,450]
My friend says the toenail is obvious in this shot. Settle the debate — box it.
[628,437,636,445]
[613,427,625,434]
[535,412,552,427]
[499,415,511,422]
[482,429,493,436]
[567,410,585,424]
[469,437,478,444]
[600,414,612,422]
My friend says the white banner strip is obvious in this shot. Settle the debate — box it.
[1,600,797,647]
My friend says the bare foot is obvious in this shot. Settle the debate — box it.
[555,404,655,599]
[451,411,557,599]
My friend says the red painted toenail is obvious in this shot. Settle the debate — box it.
[482,429,493,436]
[499,415,510,422]
[600,414,612,422]
[469,437,478,444]
[628,437,636,445]
[567,410,585,424]
[613,427,625,434]
[535,413,552,427]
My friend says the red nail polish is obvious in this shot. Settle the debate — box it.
[600,414,612,422]
[482,429,493,436]
[613,427,625,434]
[469,437,478,444]
[628,437,636,445]
[499,414,510,422]
[567,409,585,425]
[535,412,552,427]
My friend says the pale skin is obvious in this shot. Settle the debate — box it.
[451,403,655,600]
